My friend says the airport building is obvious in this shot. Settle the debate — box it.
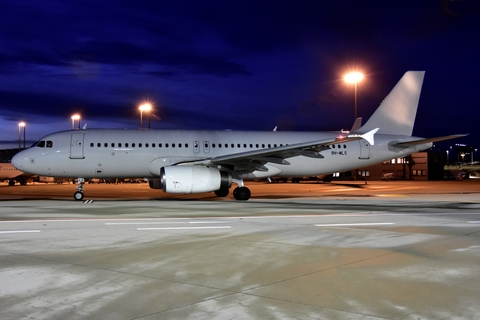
[357,151,444,181]
[331,151,447,181]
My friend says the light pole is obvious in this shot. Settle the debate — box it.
[344,71,364,121]
[71,114,81,129]
[139,103,152,129]
[18,122,26,149]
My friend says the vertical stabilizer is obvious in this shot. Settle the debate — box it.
[356,71,425,136]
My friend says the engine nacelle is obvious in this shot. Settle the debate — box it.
[158,166,232,194]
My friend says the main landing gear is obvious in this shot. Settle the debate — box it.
[214,175,251,201]
[233,186,251,201]
[74,178,85,201]
[214,186,251,200]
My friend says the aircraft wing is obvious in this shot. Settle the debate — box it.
[178,128,379,171]
[392,134,468,147]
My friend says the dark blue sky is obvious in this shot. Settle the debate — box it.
[1,1,479,152]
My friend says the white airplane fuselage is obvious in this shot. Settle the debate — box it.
[11,71,463,201]
[12,129,430,180]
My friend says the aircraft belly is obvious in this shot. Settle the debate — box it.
[272,154,360,177]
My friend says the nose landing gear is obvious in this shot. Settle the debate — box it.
[74,178,85,201]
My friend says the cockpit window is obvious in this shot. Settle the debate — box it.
[34,140,53,148]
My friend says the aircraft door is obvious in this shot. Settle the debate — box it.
[70,133,85,159]
[203,141,210,154]
[193,141,200,154]
[359,140,370,159]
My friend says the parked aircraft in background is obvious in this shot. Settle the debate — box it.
[12,71,466,200]
[0,162,28,185]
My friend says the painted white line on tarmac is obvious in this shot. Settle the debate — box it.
[106,221,226,225]
[137,226,231,231]
[467,221,480,224]
[315,222,395,227]
[106,222,189,225]
[0,230,41,234]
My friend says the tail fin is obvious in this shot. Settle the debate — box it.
[356,71,425,136]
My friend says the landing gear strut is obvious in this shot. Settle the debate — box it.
[74,178,85,201]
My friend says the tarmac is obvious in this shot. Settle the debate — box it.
[0,180,480,319]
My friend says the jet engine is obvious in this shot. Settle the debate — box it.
[149,166,232,194]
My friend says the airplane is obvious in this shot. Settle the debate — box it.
[11,71,466,201]
[0,162,28,185]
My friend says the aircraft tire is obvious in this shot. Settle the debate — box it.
[233,186,251,201]
[214,189,229,197]
[74,191,84,201]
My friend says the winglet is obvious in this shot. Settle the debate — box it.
[347,128,379,145]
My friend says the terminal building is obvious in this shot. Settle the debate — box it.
[356,151,444,181]
[331,150,469,181]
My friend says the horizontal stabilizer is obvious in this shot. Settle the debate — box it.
[393,134,468,147]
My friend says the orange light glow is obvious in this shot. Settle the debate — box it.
[344,72,364,84]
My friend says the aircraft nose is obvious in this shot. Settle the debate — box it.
[11,151,28,170]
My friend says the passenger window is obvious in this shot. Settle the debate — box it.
[97,143,101,147]
[119,143,123,147]
[111,143,115,147]
[132,143,136,147]
[104,143,108,147]
[166,143,169,148]
[139,143,142,148]
[185,143,188,148]
[90,143,94,147]
[145,143,149,147]
[152,143,156,147]
[172,143,176,148]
